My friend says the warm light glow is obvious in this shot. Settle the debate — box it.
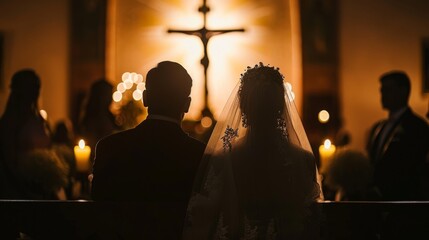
[75,139,91,172]
[194,124,205,135]
[78,139,86,149]
[290,92,296,101]
[135,74,143,84]
[129,72,136,82]
[39,109,48,120]
[113,91,122,102]
[319,139,336,174]
[284,82,295,102]
[323,139,332,149]
[115,71,145,103]
[111,0,297,120]
[123,71,134,90]
[200,116,213,128]
[117,82,126,93]
[318,110,330,123]
[124,81,133,90]
[132,73,139,83]
[132,89,142,101]
[285,82,292,92]
[136,82,145,92]
[122,72,130,82]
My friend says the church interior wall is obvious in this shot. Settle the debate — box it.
[0,0,69,127]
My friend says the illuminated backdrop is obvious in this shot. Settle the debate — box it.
[107,0,301,120]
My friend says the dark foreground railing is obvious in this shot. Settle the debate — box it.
[319,201,429,240]
[1,200,428,239]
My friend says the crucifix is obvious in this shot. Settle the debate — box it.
[168,0,245,119]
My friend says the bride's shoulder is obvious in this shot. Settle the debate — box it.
[285,142,313,156]
[284,142,316,165]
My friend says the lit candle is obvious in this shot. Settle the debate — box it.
[319,139,336,173]
[74,139,91,173]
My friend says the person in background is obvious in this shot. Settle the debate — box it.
[0,69,68,200]
[366,70,429,200]
[323,149,380,201]
[77,78,121,157]
[52,119,80,199]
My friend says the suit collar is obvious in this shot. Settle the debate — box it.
[146,114,181,125]
[388,106,409,121]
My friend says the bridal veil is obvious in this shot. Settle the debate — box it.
[183,63,323,240]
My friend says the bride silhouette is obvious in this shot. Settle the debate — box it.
[183,63,323,240]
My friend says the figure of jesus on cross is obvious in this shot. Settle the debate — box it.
[168,0,245,119]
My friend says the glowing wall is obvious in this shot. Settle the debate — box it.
[107,0,302,120]
[0,0,69,126]
[339,0,429,152]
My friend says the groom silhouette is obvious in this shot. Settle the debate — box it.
[91,61,206,238]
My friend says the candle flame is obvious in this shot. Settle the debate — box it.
[78,139,86,149]
[323,139,332,149]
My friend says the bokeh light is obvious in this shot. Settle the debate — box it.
[132,90,142,101]
[112,91,123,102]
[39,109,48,120]
[318,110,330,123]
[122,72,130,82]
[200,116,213,128]
[137,82,145,92]
[117,82,126,93]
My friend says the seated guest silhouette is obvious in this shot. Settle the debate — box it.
[91,61,206,239]
[366,70,429,200]
[323,149,380,201]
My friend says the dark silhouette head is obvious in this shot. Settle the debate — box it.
[2,69,41,121]
[323,149,373,200]
[79,78,118,147]
[0,69,50,155]
[10,69,41,101]
[52,120,74,147]
[379,70,410,112]
[80,78,115,129]
[143,61,192,120]
[86,78,114,113]
[238,63,285,128]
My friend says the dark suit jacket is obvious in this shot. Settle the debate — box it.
[91,119,205,239]
[367,108,429,200]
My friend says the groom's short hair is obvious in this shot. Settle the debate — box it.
[379,70,411,97]
[145,61,192,102]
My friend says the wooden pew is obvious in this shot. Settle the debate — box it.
[1,200,428,239]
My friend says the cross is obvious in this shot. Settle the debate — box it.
[168,0,245,119]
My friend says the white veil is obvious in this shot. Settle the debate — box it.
[183,63,323,240]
